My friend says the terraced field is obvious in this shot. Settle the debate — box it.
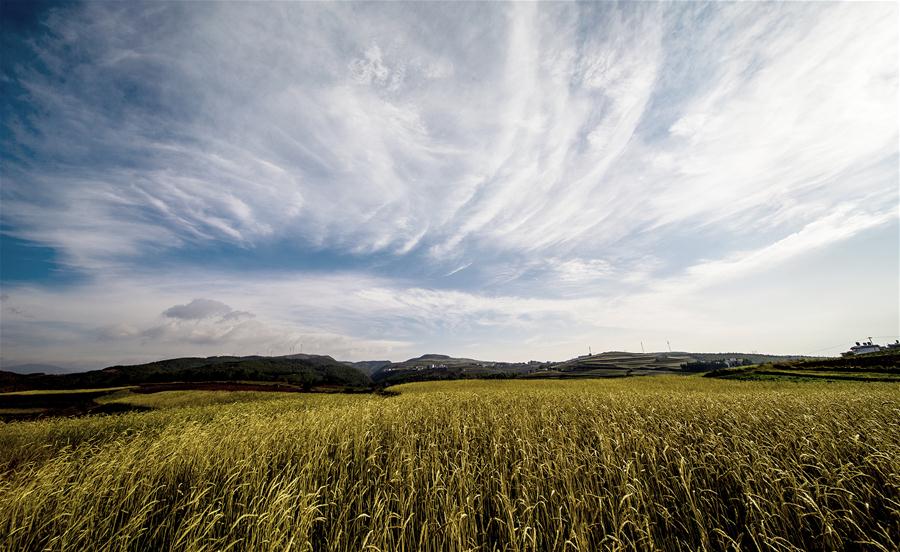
[707,349,900,382]
[541,351,693,377]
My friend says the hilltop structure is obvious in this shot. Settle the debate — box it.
[843,339,900,356]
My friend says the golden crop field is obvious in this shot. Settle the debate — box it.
[1,377,898,551]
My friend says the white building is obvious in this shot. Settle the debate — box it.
[843,340,882,356]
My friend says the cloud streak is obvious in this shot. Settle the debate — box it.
[1,2,897,366]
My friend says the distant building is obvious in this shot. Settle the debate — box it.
[843,340,883,356]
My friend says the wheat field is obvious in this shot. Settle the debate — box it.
[1,378,898,551]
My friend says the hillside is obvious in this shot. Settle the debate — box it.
[705,348,900,382]
[369,354,541,384]
[685,352,808,364]
[536,351,692,377]
[0,354,370,393]
[347,360,392,376]
[1,349,827,393]
[360,350,810,384]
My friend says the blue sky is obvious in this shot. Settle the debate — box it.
[1,1,897,369]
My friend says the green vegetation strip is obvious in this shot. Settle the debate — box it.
[0,386,133,396]
[0,377,898,551]
[755,370,900,382]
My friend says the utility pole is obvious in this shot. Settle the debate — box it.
[588,346,592,356]
[667,340,672,353]
[640,341,645,354]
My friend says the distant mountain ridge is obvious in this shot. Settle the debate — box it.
[351,351,810,384]
[1,350,811,392]
[1,363,75,375]
[0,354,370,392]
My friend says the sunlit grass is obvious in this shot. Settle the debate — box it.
[1,377,897,551]
[99,389,302,409]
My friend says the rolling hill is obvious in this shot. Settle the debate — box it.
[0,354,370,393]
[1,349,819,394]
[532,351,693,378]
[368,354,542,384]
[704,348,900,382]
[363,351,809,384]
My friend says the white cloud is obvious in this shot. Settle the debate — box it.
[1,2,897,365]
[643,3,898,236]
[676,209,897,291]
[163,298,235,320]
[349,44,392,87]
[553,259,615,282]
[445,262,472,277]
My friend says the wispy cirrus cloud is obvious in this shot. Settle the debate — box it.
[0,2,896,366]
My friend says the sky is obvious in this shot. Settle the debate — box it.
[0,1,898,370]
